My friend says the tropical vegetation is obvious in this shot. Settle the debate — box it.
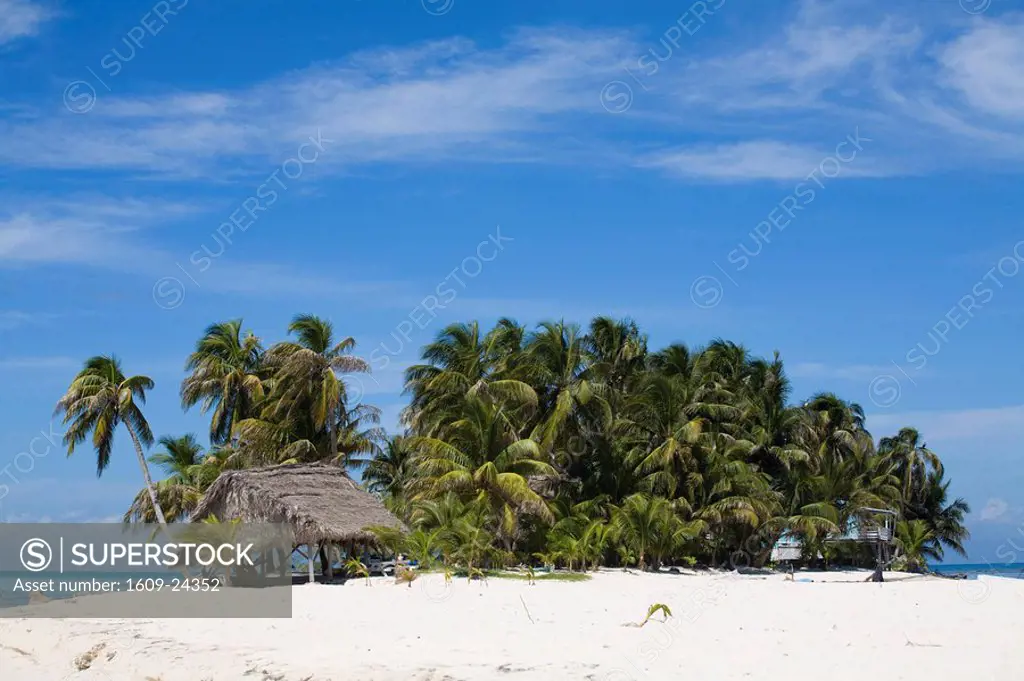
[56,315,970,573]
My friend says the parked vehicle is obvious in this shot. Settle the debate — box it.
[364,556,396,576]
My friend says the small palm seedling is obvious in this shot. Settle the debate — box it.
[467,566,487,584]
[443,565,454,585]
[525,565,537,586]
[345,558,371,586]
[395,566,418,588]
[640,603,672,627]
[626,603,673,628]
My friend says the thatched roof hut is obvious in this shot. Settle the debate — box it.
[191,462,404,545]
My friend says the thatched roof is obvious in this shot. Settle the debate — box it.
[191,462,404,545]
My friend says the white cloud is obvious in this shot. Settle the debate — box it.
[0,0,53,45]
[788,362,893,381]
[641,4,1024,174]
[0,356,76,370]
[677,1,922,113]
[0,195,407,300]
[869,405,1024,442]
[0,196,200,266]
[2,4,1024,184]
[0,28,634,176]
[940,18,1024,119]
[0,310,58,330]
[980,498,1010,522]
[637,140,893,182]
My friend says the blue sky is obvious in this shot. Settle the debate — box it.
[1,0,1022,563]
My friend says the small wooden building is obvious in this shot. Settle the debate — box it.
[191,462,404,581]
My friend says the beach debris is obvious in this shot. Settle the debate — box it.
[242,666,286,680]
[904,634,942,648]
[0,644,33,660]
[73,643,107,671]
[519,595,535,624]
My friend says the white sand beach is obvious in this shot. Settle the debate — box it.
[2,570,1021,681]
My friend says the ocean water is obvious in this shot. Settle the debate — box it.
[931,563,1024,579]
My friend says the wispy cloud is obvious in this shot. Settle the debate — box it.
[0,194,208,269]
[979,497,1015,523]
[789,362,894,381]
[0,195,405,300]
[0,0,54,45]
[639,139,895,182]
[0,309,58,330]
[869,405,1024,442]
[674,1,923,113]
[0,28,633,177]
[0,355,77,370]
[3,4,1024,184]
[631,3,1024,175]
[940,17,1024,120]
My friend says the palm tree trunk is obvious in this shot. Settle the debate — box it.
[327,403,340,464]
[126,424,168,527]
[329,421,339,464]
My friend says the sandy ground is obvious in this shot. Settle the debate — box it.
[1,569,1021,680]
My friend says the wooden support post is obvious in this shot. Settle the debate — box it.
[308,543,316,584]
[323,543,334,581]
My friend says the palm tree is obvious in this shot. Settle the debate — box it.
[908,470,970,559]
[611,494,693,570]
[410,394,556,548]
[265,314,370,463]
[525,320,603,454]
[334,402,386,470]
[365,435,415,499]
[729,355,809,475]
[795,393,872,472]
[125,434,205,522]
[56,355,168,526]
[404,321,493,434]
[879,427,943,501]
[894,519,941,572]
[68,313,974,573]
[404,321,535,436]
[585,316,647,397]
[622,373,732,499]
[181,320,265,445]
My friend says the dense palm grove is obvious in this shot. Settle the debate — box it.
[56,315,970,572]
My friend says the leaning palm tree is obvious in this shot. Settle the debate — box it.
[181,319,265,445]
[124,434,206,523]
[56,355,168,526]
